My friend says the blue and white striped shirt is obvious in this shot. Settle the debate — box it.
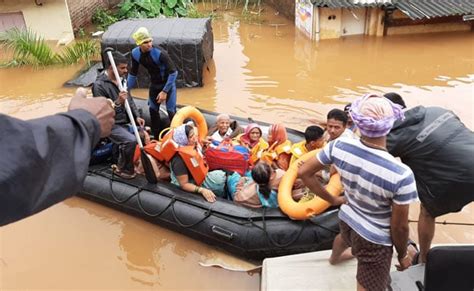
[317,137,418,246]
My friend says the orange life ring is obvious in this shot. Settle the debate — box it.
[278,149,343,220]
[170,106,208,140]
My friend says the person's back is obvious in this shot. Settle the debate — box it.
[387,105,474,215]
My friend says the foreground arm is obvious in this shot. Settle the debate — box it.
[0,110,100,226]
[391,203,411,271]
[298,156,344,206]
[0,88,114,226]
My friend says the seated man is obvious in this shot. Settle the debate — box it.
[207,113,233,144]
[92,51,144,179]
[290,125,325,165]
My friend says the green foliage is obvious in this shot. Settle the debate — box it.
[56,40,99,66]
[0,28,99,67]
[77,28,86,38]
[92,7,118,30]
[117,0,193,19]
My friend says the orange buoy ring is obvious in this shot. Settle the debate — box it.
[170,106,208,140]
[278,149,343,220]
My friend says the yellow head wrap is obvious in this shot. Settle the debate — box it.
[132,27,153,46]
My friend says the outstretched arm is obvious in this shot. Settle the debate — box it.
[0,88,114,226]
[297,155,344,206]
[0,110,100,226]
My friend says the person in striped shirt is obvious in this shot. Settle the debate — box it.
[298,94,418,291]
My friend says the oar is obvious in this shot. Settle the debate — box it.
[104,48,158,184]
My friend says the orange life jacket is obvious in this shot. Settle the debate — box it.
[175,145,209,185]
[260,140,292,169]
[134,130,208,185]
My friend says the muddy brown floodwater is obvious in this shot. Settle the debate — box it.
[0,4,472,290]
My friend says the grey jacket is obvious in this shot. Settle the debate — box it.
[387,106,474,201]
[0,110,100,226]
[92,72,140,125]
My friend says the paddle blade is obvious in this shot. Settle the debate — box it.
[140,148,158,184]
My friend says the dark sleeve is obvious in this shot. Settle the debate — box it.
[91,81,108,99]
[170,155,189,177]
[0,110,101,226]
[159,49,177,74]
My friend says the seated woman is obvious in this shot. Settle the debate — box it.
[260,124,292,170]
[169,124,227,203]
[289,125,325,165]
[233,123,269,166]
[227,162,284,208]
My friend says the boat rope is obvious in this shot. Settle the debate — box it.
[135,194,174,217]
[307,219,339,234]
[108,171,142,204]
[171,203,212,228]
[90,170,215,228]
[245,208,307,248]
[409,219,474,226]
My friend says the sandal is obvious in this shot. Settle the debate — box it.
[112,165,136,180]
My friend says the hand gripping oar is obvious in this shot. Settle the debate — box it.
[104,48,157,184]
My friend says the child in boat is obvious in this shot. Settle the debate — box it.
[233,123,269,166]
[260,124,292,170]
[169,124,227,203]
[227,162,284,208]
[289,125,325,165]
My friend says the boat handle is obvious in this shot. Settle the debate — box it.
[211,225,234,240]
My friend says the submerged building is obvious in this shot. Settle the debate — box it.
[294,0,473,40]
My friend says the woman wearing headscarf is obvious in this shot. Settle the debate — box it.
[260,123,292,170]
[168,124,227,203]
[233,123,269,166]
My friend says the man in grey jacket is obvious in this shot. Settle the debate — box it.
[386,92,474,264]
[92,51,144,179]
[0,88,115,226]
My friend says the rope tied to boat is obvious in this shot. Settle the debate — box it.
[171,202,213,228]
[136,194,174,217]
[108,171,143,203]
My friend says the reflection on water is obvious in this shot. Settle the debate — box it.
[0,3,473,290]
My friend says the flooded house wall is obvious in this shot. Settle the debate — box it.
[66,0,120,32]
[318,7,342,39]
[0,0,74,42]
[386,10,472,35]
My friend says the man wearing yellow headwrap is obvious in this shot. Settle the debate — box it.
[298,94,419,291]
[127,27,178,139]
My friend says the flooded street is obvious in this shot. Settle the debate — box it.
[1,4,473,290]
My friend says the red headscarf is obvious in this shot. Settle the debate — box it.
[268,124,287,147]
[240,123,262,148]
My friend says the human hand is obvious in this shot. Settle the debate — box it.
[293,178,305,189]
[200,188,216,203]
[68,87,115,138]
[396,254,412,271]
[156,91,167,103]
[136,117,145,127]
[331,196,347,206]
[117,91,127,105]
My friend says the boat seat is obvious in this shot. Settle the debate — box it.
[416,245,474,291]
